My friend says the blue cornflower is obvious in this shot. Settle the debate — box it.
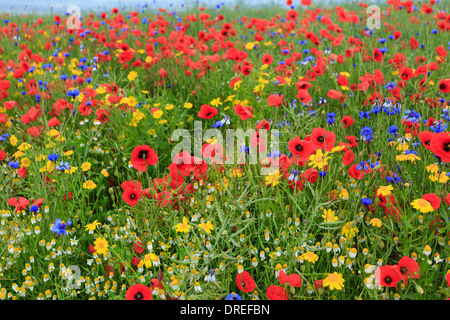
[362,198,372,206]
[225,292,242,300]
[388,125,398,136]
[326,112,336,124]
[48,154,59,162]
[51,218,72,236]
[55,162,71,171]
[268,150,281,158]
[386,173,402,184]
[8,161,19,169]
[30,205,39,212]
[360,127,374,142]
[359,110,370,119]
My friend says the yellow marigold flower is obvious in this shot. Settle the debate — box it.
[376,185,393,197]
[198,221,214,234]
[21,157,31,168]
[411,198,434,213]
[264,170,281,186]
[341,222,358,239]
[339,188,349,199]
[322,272,345,290]
[210,98,222,107]
[65,166,77,174]
[94,237,109,255]
[81,162,91,172]
[184,102,193,109]
[10,135,18,146]
[18,142,32,151]
[152,109,163,119]
[83,180,97,190]
[426,164,439,173]
[175,217,190,233]
[85,220,101,232]
[405,153,420,162]
[298,251,319,263]
[127,71,138,81]
[308,149,331,170]
[101,169,109,177]
[322,209,338,222]
[396,142,409,152]
[231,168,243,178]
[429,172,449,184]
[369,218,382,228]
[64,150,74,157]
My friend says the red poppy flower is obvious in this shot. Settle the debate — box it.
[267,94,283,108]
[342,149,355,166]
[419,130,434,151]
[288,137,314,164]
[197,104,218,119]
[255,119,271,132]
[344,135,359,148]
[131,256,141,266]
[121,180,142,191]
[133,241,145,254]
[122,188,141,207]
[131,145,158,172]
[341,115,354,128]
[48,116,61,127]
[296,89,312,105]
[422,193,440,211]
[399,67,414,81]
[125,284,153,300]
[430,132,450,162]
[262,53,273,65]
[286,9,298,20]
[314,279,324,290]
[349,164,364,180]
[266,285,288,300]
[233,104,253,121]
[395,256,420,284]
[438,79,450,94]
[279,270,302,287]
[18,167,27,179]
[375,265,401,289]
[236,271,256,293]
[373,48,383,62]
[311,127,336,151]
[301,168,319,184]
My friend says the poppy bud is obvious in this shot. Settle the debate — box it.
[359,150,365,157]
[108,187,115,200]
[289,285,295,294]
[415,284,424,294]
[374,197,380,206]
[377,239,385,249]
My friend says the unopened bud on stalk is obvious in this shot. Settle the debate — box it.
[108,187,115,201]
[415,284,424,295]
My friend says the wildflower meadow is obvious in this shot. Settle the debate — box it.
[0,0,449,304]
